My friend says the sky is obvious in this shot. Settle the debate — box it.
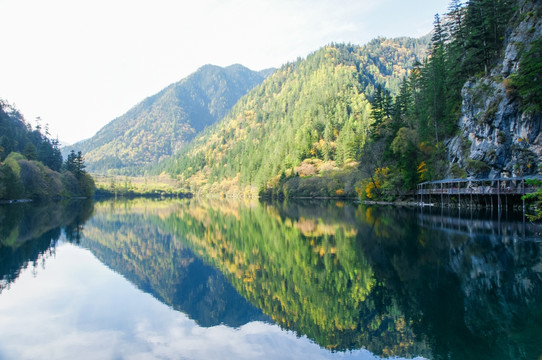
[0,0,450,145]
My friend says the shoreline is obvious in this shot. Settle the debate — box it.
[0,196,91,205]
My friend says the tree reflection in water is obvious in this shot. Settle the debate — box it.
[0,200,94,293]
[1,198,540,360]
[157,199,542,359]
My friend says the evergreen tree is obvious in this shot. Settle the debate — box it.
[65,150,86,179]
[512,38,542,113]
[23,142,38,160]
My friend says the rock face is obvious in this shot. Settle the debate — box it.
[447,0,542,179]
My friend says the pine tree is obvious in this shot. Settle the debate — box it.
[65,150,86,179]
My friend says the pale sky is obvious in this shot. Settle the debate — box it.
[0,0,450,145]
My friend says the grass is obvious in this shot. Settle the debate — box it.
[93,174,191,198]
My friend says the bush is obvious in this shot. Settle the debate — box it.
[0,163,24,200]
[465,159,490,176]
[18,159,63,199]
[79,173,96,197]
[61,171,81,197]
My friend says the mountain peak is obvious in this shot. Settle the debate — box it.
[64,64,267,175]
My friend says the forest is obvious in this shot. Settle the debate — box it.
[150,0,540,200]
[152,37,429,197]
[2,0,540,203]
[0,100,95,200]
[359,0,540,200]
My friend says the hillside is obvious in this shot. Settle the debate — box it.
[64,64,271,174]
[153,37,429,195]
[0,100,62,172]
[0,101,94,200]
[356,0,542,200]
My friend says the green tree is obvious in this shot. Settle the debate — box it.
[64,150,86,179]
[0,163,24,200]
[512,37,542,113]
[23,142,38,160]
[522,179,542,221]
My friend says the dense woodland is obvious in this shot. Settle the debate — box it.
[0,100,94,200]
[64,64,270,175]
[152,37,429,197]
[360,0,540,199]
[151,0,540,200]
[3,0,541,203]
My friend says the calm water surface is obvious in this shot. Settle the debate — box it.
[0,199,541,360]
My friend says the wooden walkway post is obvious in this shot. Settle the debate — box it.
[458,180,461,208]
[469,180,473,207]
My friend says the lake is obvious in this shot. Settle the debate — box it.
[0,198,541,360]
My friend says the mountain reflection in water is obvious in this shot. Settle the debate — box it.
[78,199,269,328]
[0,198,540,360]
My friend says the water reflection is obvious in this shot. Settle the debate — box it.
[158,199,421,356]
[0,198,541,360]
[78,199,269,327]
[153,199,541,359]
[360,205,542,360]
[0,200,94,293]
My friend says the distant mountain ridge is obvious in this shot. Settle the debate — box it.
[152,37,430,195]
[64,64,272,174]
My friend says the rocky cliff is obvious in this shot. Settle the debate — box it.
[448,0,542,179]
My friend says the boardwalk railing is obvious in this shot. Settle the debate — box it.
[416,176,542,207]
[417,186,537,196]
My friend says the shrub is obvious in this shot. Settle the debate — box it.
[465,159,490,176]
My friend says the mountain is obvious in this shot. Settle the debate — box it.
[64,64,272,174]
[153,37,429,196]
[153,0,541,200]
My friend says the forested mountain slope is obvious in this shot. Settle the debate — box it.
[447,0,542,179]
[64,64,271,174]
[153,37,429,195]
[0,101,94,200]
[357,0,541,200]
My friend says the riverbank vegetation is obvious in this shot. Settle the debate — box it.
[93,174,190,198]
[523,179,542,221]
[358,0,521,200]
[151,0,540,201]
[0,100,95,201]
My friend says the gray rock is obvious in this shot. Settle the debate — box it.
[447,0,542,179]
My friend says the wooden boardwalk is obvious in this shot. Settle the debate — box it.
[416,176,542,208]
